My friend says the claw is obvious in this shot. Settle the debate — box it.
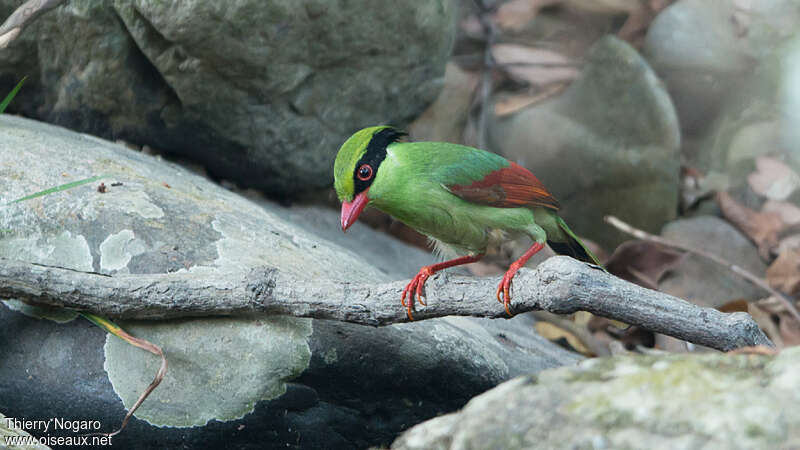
[400,255,485,321]
[495,242,544,317]
[401,267,432,321]
[495,271,515,317]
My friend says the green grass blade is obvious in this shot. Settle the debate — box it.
[0,76,26,114]
[6,174,105,204]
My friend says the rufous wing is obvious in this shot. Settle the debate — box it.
[445,162,560,210]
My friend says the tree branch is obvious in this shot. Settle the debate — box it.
[0,256,771,351]
[0,0,64,49]
[605,214,800,323]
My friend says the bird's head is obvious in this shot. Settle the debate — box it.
[333,125,406,232]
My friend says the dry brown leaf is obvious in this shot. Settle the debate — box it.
[494,82,568,116]
[757,295,789,316]
[605,240,687,289]
[778,312,800,347]
[491,44,578,86]
[766,248,800,296]
[717,191,785,260]
[718,299,749,313]
[493,0,562,31]
[747,156,800,201]
[535,321,592,355]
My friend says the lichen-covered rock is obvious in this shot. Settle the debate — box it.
[394,348,800,450]
[0,0,456,196]
[0,116,580,448]
[489,36,680,249]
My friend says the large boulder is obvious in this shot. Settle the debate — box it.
[0,0,456,196]
[0,115,580,449]
[658,216,767,308]
[489,36,681,249]
[643,0,800,176]
[394,347,800,450]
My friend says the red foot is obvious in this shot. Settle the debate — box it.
[401,267,433,321]
[400,254,484,321]
[496,263,521,316]
[495,242,544,316]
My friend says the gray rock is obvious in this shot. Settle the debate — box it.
[642,0,756,134]
[0,115,580,448]
[644,0,800,174]
[658,216,767,308]
[489,36,680,249]
[0,0,456,196]
[393,347,800,450]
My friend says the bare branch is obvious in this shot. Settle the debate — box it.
[0,0,64,49]
[0,256,771,352]
[605,215,800,324]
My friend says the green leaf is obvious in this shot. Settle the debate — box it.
[0,76,26,114]
[6,174,106,205]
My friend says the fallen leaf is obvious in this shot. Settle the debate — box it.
[766,248,800,296]
[747,156,800,201]
[757,295,789,316]
[717,191,785,260]
[778,312,800,347]
[535,321,591,355]
[605,240,687,289]
[763,200,800,226]
[494,82,568,116]
[718,299,749,313]
[491,44,578,86]
[493,0,562,31]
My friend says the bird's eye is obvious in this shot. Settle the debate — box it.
[357,164,373,181]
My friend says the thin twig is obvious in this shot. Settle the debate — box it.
[0,0,64,49]
[604,215,800,324]
[473,0,497,150]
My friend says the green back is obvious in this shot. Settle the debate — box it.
[390,141,511,187]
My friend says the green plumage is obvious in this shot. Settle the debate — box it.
[334,130,601,266]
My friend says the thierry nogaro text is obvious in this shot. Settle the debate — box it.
[5,416,102,433]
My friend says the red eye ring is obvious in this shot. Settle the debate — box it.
[357,164,373,181]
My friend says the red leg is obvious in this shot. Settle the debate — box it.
[496,242,544,316]
[402,254,483,321]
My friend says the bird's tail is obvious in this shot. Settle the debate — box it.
[547,215,604,268]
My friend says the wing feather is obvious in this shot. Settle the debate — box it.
[445,162,560,210]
